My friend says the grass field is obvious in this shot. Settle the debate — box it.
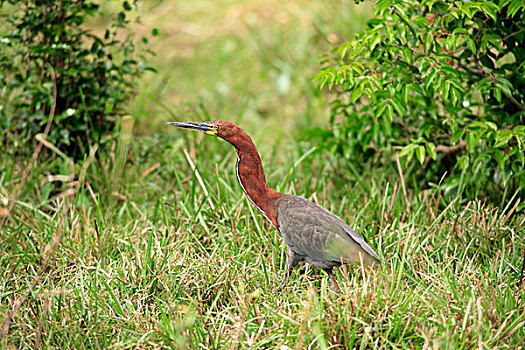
[1,0,525,348]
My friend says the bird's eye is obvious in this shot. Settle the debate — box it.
[214,125,220,130]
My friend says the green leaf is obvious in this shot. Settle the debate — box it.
[375,102,388,120]
[478,1,498,20]
[351,85,364,102]
[338,42,353,58]
[508,0,525,17]
[466,132,477,150]
[485,121,498,132]
[499,0,513,11]
[385,104,394,123]
[494,82,512,98]
[494,76,513,97]
[370,33,382,52]
[518,150,525,166]
[399,143,418,161]
[453,28,469,35]
[513,133,523,149]
[425,69,438,92]
[416,145,426,164]
[514,126,525,134]
[467,121,497,132]
[493,87,502,103]
[390,97,405,117]
[351,62,364,75]
[439,65,459,77]
[426,142,437,160]
[443,80,451,100]
[449,78,465,93]
[494,130,513,147]
[402,84,410,105]
[451,88,460,105]
[425,32,434,52]
[458,155,470,170]
[460,3,473,18]
[300,127,335,141]
[467,37,477,54]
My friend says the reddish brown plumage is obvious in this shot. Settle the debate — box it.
[212,121,282,229]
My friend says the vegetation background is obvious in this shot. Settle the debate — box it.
[1,0,524,348]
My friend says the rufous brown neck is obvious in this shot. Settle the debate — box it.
[218,126,282,229]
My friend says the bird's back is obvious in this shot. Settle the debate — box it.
[275,194,380,268]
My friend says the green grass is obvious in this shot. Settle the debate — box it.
[1,0,525,348]
[1,139,524,348]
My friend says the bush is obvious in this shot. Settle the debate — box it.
[0,0,155,158]
[314,0,525,202]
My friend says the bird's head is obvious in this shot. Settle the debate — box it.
[167,120,246,145]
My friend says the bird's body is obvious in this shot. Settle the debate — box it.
[168,120,381,289]
[276,194,380,268]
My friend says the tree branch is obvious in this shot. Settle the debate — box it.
[454,62,487,76]
[392,9,423,46]
[502,27,525,41]
[452,56,525,112]
[435,139,467,154]
[423,139,467,169]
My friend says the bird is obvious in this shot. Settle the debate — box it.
[168,120,381,290]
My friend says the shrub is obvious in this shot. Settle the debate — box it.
[314,0,525,202]
[0,0,155,158]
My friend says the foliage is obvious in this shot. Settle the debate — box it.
[0,0,155,158]
[315,0,525,203]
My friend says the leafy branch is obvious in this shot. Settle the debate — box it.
[314,0,525,201]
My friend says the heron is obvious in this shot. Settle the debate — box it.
[168,120,381,290]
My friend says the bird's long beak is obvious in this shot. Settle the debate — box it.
[167,122,218,136]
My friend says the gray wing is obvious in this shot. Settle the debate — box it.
[275,194,380,266]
